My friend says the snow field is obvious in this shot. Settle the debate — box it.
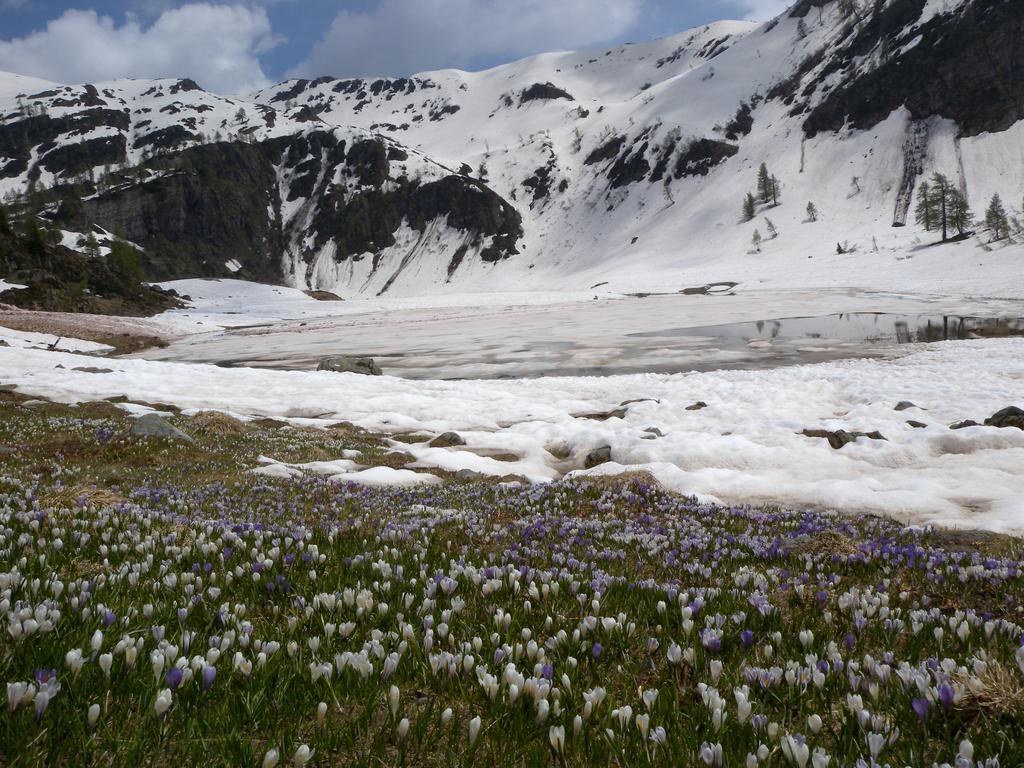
[2,338,1023,531]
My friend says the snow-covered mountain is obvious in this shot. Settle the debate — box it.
[1,0,1022,297]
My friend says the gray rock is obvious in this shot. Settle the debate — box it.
[950,420,980,430]
[802,429,886,450]
[429,432,466,448]
[131,413,193,442]
[317,356,382,376]
[907,420,928,429]
[643,427,665,438]
[895,401,919,411]
[686,401,709,411]
[576,408,628,421]
[984,406,1024,430]
[585,446,613,468]
[546,443,572,460]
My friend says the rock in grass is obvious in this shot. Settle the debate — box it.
[317,356,382,376]
[131,414,193,442]
[429,432,466,448]
[984,406,1024,430]
[585,446,613,468]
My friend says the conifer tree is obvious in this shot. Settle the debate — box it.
[743,192,756,222]
[764,218,778,239]
[751,229,763,252]
[83,231,101,259]
[949,189,972,237]
[919,173,956,241]
[984,193,1009,241]
[914,180,933,231]
[805,201,818,222]
[757,164,772,204]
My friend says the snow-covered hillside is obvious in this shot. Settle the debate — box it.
[1,0,1022,297]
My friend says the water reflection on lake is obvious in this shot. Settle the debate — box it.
[633,313,1024,345]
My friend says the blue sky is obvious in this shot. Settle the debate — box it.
[0,0,788,93]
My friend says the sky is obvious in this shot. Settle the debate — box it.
[0,0,791,94]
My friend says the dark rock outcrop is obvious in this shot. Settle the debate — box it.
[803,0,1024,138]
[673,139,738,178]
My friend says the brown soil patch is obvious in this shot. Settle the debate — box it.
[0,305,172,354]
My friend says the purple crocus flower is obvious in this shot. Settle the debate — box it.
[844,633,856,650]
[541,664,554,680]
[102,610,116,628]
[166,667,184,693]
[740,630,754,648]
[34,669,56,685]
[592,643,603,659]
[911,697,930,723]
[202,665,216,692]
[937,683,955,712]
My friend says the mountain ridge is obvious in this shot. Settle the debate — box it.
[1,0,1022,300]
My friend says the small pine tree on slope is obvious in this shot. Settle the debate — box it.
[985,194,1009,241]
[742,193,756,222]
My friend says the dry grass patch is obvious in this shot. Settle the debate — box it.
[188,411,252,436]
[955,663,1024,717]
[41,483,125,510]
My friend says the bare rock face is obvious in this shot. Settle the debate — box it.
[317,356,382,376]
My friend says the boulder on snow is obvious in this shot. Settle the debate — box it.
[802,429,886,450]
[895,401,920,411]
[686,401,709,411]
[131,413,193,442]
[575,408,628,421]
[429,432,466,448]
[984,406,1024,430]
[317,356,382,376]
[585,446,613,468]
[950,420,980,430]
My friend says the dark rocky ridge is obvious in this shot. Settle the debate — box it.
[42,129,524,284]
[802,0,1024,138]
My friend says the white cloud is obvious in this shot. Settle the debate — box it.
[0,4,279,94]
[292,0,647,78]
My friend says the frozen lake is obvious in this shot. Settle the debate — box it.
[145,284,1024,379]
